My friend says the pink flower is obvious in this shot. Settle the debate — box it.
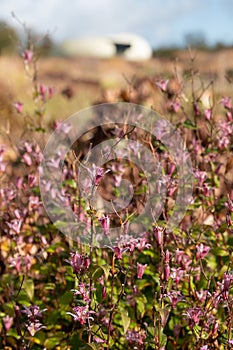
[27,322,46,336]
[95,167,108,185]
[164,264,170,281]
[3,315,13,332]
[193,102,200,116]
[54,121,72,134]
[22,306,47,323]
[13,101,23,114]
[93,336,105,343]
[170,100,180,113]
[184,307,203,330]
[165,291,185,308]
[22,305,47,336]
[67,305,93,324]
[126,329,146,346]
[39,84,47,100]
[102,286,107,299]
[168,163,176,176]
[114,246,123,259]
[99,215,110,235]
[66,252,90,275]
[194,170,207,187]
[153,226,163,246]
[137,263,147,279]
[196,244,210,260]
[223,273,233,292]
[23,49,33,64]
[48,86,55,98]
[22,153,32,166]
[225,199,233,212]
[220,96,232,110]
[226,111,232,122]
[155,79,169,92]
[72,283,91,302]
[204,108,212,120]
[7,219,22,234]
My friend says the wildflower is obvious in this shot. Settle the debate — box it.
[93,336,105,343]
[193,101,200,116]
[226,111,232,122]
[48,86,55,98]
[155,79,169,92]
[9,254,33,273]
[72,283,91,302]
[175,249,192,270]
[39,84,47,100]
[196,243,210,260]
[7,219,22,234]
[194,170,207,187]
[66,252,90,275]
[27,322,46,336]
[126,329,146,347]
[168,163,176,176]
[184,307,203,330]
[94,166,109,186]
[153,225,163,246]
[136,235,150,251]
[170,100,180,113]
[3,315,13,332]
[171,267,185,284]
[23,49,33,64]
[28,174,37,187]
[195,289,209,302]
[222,273,233,299]
[137,263,147,279]
[67,305,94,325]
[204,108,212,120]
[225,198,233,212]
[164,264,170,282]
[99,215,110,235]
[22,305,47,336]
[165,291,185,308]
[226,214,232,226]
[13,101,23,114]
[220,96,232,110]
[114,246,123,259]
[54,121,71,134]
[108,163,125,187]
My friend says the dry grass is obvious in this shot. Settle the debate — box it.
[0,48,233,139]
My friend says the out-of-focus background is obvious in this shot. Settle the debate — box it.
[0,0,233,131]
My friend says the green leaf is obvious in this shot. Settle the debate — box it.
[44,337,60,349]
[211,247,229,257]
[160,332,168,347]
[101,264,110,280]
[80,344,97,350]
[92,266,104,280]
[121,310,130,334]
[17,290,31,306]
[62,179,77,188]
[23,279,34,301]
[183,119,197,129]
[59,291,73,306]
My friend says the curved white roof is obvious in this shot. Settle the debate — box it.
[60,33,152,61]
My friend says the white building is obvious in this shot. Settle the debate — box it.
[60,33,152,61]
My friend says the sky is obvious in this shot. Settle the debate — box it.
[0,0,232,49]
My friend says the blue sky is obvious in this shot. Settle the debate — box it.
[0,0,232,48]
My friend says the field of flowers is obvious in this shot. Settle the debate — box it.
[0,40,233,350]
